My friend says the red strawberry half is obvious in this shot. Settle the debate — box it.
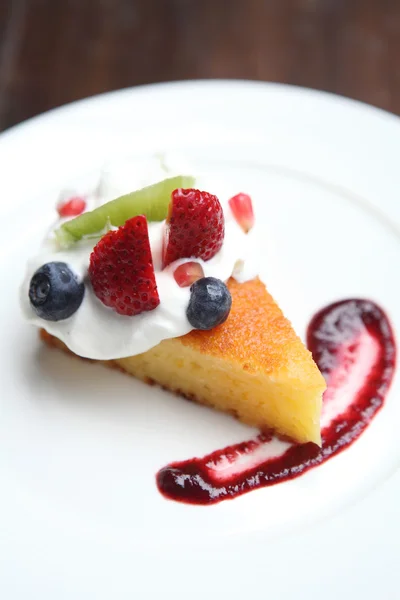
[162,189,224,268]
[89,215,160,316]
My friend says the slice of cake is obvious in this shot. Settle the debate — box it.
[22,174,326,445]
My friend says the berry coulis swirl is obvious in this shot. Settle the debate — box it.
[156,299,396,505]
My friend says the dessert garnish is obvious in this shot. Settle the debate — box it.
[55,175,195,247]
[29,262,85,321]
[186,277,232,330]
[162,188,225,268]
[173,262,204,287]
[57,195,87,218]
[89,215,159,316]
[228,192,255,233]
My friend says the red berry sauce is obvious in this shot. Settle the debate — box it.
[156,299,396,505]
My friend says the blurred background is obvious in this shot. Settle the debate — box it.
[0,0,399,131]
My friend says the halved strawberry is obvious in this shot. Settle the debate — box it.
[162,189,224,268]
[57,196,86,218]
[89,216,159,316]
[173,261,204,287]
[228,193,254,233]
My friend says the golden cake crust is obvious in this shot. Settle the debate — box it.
[180,278,311,376]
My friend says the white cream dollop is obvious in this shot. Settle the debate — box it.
[20,158,258,360]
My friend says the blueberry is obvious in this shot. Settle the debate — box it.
[29,262,85,321]
[187,277,232,330]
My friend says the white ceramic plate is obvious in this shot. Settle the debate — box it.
[1,81,400,599]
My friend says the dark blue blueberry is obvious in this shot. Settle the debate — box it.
[187,277,232,330]
[29,262,85,321]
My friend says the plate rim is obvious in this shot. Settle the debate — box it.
[3,78,400,139]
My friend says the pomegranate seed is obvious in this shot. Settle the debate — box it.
[173,262,204,287]
[57,196,86,218]
[228,193,254,233]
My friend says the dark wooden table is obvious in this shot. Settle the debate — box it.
[1,0,399,131]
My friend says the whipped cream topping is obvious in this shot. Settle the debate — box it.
[20,156,258,360]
